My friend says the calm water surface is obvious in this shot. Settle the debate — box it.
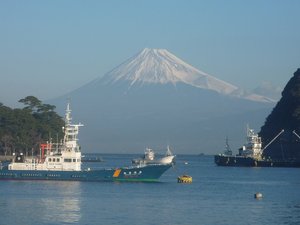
[0,155,299,225]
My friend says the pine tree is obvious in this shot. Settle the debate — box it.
[0,96,64,155]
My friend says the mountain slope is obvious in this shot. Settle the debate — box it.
[98,48,274,103]
[102,48,237,94]
[252,82,282,101]
[50,48,274,154]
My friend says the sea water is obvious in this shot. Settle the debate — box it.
[0,155,299,225]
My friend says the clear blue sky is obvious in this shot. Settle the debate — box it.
[1,0,299,107]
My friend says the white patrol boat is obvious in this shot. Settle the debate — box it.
[0,103,173,182]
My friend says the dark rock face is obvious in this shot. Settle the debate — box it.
[260,69,300,160]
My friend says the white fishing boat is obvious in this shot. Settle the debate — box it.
[132,146,175,166]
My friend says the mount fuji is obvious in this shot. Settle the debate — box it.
[97,48,273,102]
[50,48,275,154]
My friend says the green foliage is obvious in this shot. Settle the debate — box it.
[0,96,64,155]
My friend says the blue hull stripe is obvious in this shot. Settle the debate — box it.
[0,164,172,182]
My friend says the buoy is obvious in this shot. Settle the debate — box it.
[177,175,192,183]
[254,192,263,199]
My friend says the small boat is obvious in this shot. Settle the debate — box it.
[132,146,175,166]
[0,103,173,182]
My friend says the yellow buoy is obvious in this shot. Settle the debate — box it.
[177,175,192,183]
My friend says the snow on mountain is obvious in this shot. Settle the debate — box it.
[252,81,282,101]
[102,48,237,93]
[100,48,274,103]
[50,48,276,154]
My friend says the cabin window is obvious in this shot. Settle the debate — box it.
[53,158,56,162]
[48,158,52,162]
[64,158,72,162]
[73,159,76,162]
[57,158,60,162]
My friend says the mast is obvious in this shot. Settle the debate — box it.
[166,145,173,156]
[225,136,232,156]
[63,102,83,152]
[65,102,72,126]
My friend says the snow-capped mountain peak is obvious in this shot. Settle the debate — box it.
[100,48,274,102]
[103,48,238,94]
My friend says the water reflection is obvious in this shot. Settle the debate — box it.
[39,182,81,224]
[1,155,300,225]
[0,181,82,225]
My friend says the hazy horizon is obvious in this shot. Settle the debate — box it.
[1,1,299,107]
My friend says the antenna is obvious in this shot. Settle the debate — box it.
[65,101,72,126]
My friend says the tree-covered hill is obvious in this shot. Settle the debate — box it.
[0,96,64,156]
[260,68,300,160]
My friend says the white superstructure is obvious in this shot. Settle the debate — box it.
[8,103,83,171]
[238,126,284,159]
[132,146,175,165]
[239,127,263,158]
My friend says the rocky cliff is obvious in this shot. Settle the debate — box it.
[260,69,300,160]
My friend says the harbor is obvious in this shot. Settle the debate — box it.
[1,154,299,225]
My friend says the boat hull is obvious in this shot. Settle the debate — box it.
[0,164,172,182]
[132,155,175,166]
[214,155,300,168]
